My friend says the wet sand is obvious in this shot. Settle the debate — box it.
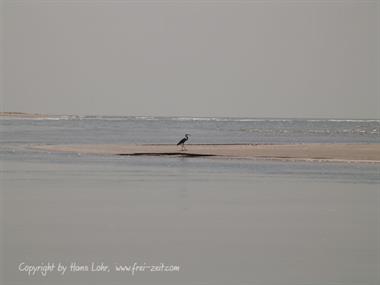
[32,143,380,163]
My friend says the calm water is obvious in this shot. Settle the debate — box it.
[1,117,379,285]
[1,116,379,146]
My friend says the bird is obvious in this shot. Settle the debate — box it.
[177,134,190,151]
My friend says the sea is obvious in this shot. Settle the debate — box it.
[1,116,379,285]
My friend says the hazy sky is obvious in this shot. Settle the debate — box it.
[2,0,379,118]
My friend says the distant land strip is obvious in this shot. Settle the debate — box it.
[0,112,50,118]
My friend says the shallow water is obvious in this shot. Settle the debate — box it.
[1,116,379,145]
[1,117,379,285]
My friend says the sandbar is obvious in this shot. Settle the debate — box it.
[31,144,380,163]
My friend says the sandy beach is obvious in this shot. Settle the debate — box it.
[32,143,380,163]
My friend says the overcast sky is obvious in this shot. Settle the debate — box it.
[2,0,379,118]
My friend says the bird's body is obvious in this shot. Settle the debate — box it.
[177,134,190,150]
[177,136,188,146]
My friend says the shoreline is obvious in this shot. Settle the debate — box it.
[31,143,380,163]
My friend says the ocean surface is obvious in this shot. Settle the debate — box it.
[1,116,379,285]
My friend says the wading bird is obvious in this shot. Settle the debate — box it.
[177,134,190,151]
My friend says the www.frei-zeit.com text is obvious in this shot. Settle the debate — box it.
[18,262,181,277]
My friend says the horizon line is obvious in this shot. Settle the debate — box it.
[1,111,379,121]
